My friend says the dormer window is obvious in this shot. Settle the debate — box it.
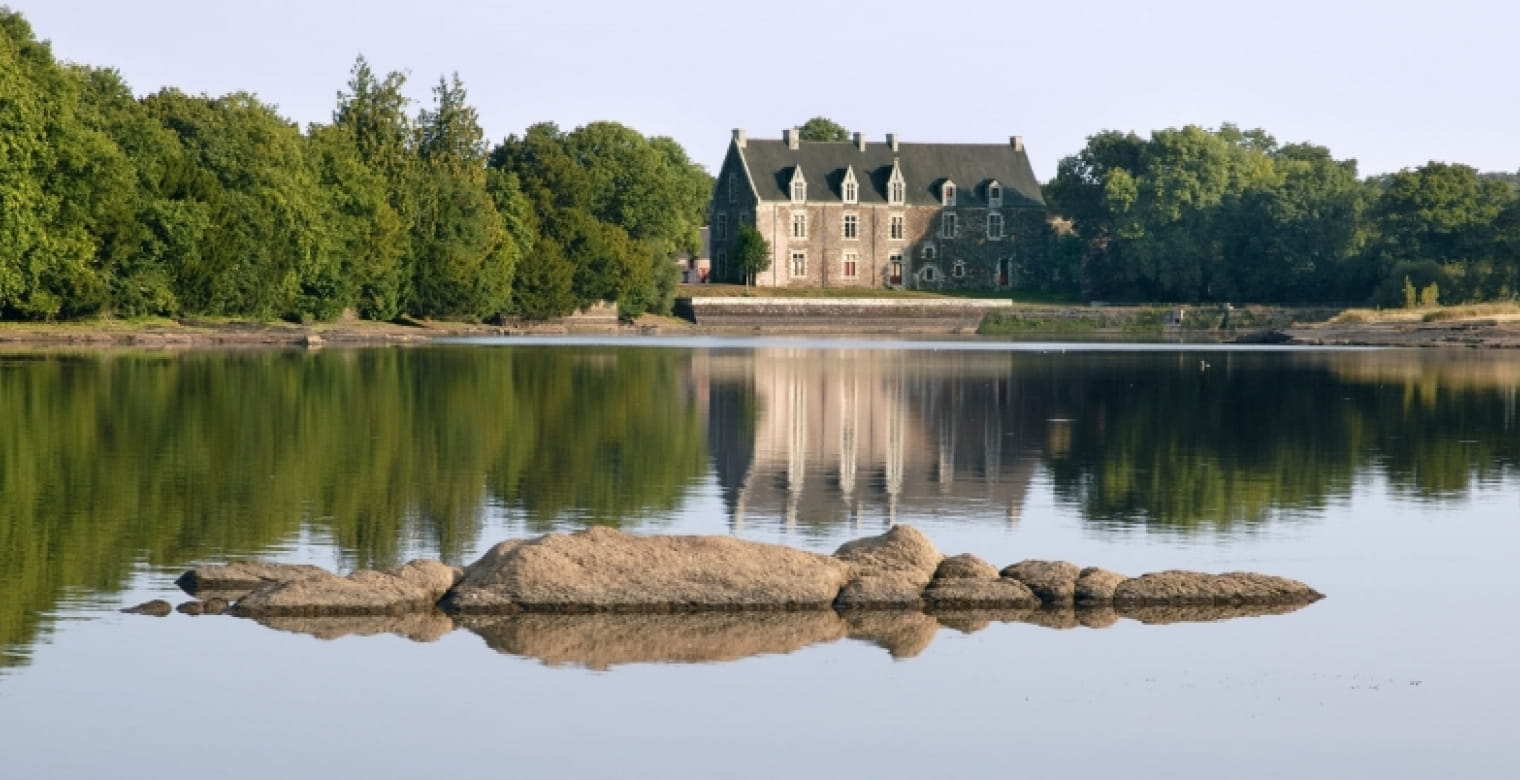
[842,167,858,204]
[888,162,905,205]
[789,168,807,203]
[942,181,956,207]
[988,181,1002,208]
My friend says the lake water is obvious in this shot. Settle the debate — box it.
[1,338,1516,779]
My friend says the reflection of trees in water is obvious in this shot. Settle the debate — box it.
[704,349,1520,535]
[1040,352,1520,529]
[0,347,705,671]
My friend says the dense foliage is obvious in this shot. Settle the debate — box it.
[0,11,708,322]
[5,6,1518,319]
[1045,124,1520,304]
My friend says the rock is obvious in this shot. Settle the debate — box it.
[1074,567,1128,606]
[231,559,462,617]
[923,577,1040,609]
[176,600,205,616]
[1000,560,1082,606]
[932,553,1000,580]
[460,611,849,670]
[834,525,943,580]
[201,597,230,615]
[832,525,943,609]
[1112,571,1324,607]
[832,577,927,610]
[121,599,173,617]
[442,526,850,614]
[175,562,330,597]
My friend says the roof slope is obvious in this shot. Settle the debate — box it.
[739,138,1044,208]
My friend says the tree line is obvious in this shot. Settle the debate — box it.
[0,10,709,322]
[1042,124,1520,305]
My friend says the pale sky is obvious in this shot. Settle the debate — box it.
[11,0,1518,181]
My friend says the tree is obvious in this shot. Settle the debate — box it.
[489,120,710,318]
[734,224,770,286]
[408,73,515,320]
[1363,162,1514,303]
[797,116,848,142]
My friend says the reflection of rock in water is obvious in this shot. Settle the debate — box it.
[459,611,850,670]
[1117,602,1310,625]
[252,611,456,643]
[839,610,942,660]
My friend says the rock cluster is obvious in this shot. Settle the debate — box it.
[169,524,1323,621]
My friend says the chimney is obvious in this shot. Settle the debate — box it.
[853,131,865,151]
[784,127,800,150]
[733,128,747,149]
[1011,135,1024,153]
[886,133,899,152]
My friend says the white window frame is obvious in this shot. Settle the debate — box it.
[889,214,904,240]
[842,213,858,240]
[791,211,808,239]
[986,212,1003,240]
[940,212,957,239]
[842,251,859,279]
[888,165,906,205]
[942,180,957,207]
[842,168,858,205]
[988,181,1002,208]
[790,250,807,277]
[923,244,936,261]
[790,168,807,204]
[952,259,967,279]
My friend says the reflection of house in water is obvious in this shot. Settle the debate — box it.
[696,350,1054,530]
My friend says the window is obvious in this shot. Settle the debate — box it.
[940,212,957,238]
[997,257,1009,287]
[888,164,906,205]
[791,178,806,203]
[716,213,728,240]
[923,266,937,282]
[888,252,904,285]
[942,181,956,207]
[923,244,937,261]
[952,260,966,279]
[792,211,808,239]
[843,251,858,279]
[889,215,904,240]
[716,250,728,276]
[842,168,858,205]
[986,212,1003,239]
[842,213,858,240]
[790,250,807,277]
[988,182,1002,208]
[890,179,905,204]
[728,176,737,203]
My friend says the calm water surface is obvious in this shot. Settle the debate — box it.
[1,339,1516,779]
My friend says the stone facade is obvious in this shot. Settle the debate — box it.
[709,128,1047,290]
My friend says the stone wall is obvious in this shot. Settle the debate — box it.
[684,297,1015,333]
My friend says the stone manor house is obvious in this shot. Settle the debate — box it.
[709,128,1046,289]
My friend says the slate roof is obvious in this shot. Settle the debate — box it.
[736,137,1044,208]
